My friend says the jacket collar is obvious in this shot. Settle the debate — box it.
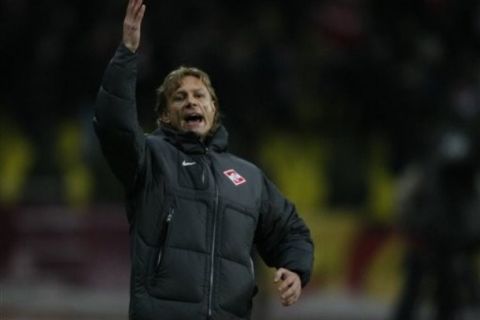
[153,125,229,154]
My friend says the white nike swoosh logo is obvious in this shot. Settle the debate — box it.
[182,160,197,166]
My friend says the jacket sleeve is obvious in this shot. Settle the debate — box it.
[93,43,146,191]
[255,175,314,287]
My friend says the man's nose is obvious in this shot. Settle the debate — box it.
[186,94,198,107]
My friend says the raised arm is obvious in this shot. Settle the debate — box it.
[93,0,147,191]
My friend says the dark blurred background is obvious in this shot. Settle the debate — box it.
[1,0,480,319]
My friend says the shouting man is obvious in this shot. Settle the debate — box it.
[94,0,314,319]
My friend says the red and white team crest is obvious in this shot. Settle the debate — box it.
[223,169,247,186]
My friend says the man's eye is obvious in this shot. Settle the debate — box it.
[173,95,184,101]
[195,93,206,98]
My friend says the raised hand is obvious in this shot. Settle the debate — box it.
[123,0,146,53]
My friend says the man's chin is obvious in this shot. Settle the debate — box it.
[182,128,208,139]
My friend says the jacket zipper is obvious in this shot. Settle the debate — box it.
[249,257,255,279]
[206,149,219,319]
[156,207,174,269]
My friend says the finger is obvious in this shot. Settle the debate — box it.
[135,4,146,23]
[274,268,286,283]
[281,294,297,307]
[285,295,298,306]
[127,0,136,15]
[133,0,143,13]
[280,283,298,300]
[128,0,143,20]
[277,274,295,292]
[282,287,300,305]
[278,280,293,293]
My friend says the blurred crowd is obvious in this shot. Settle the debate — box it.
[2,0,480,318]
[1,0,480,204]
[2,0,480,206]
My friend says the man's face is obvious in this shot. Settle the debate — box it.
[162,75,216,138]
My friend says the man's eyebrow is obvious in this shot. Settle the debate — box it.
[172,86,206,95]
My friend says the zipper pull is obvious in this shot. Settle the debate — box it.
[166,208,174,223]
[156,208,174,268]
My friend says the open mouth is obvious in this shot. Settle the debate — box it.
[183,113,205,127]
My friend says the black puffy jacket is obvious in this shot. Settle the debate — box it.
[94,44,314,320]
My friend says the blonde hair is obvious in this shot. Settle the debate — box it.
[155,66,220,131]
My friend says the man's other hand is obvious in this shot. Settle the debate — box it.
[274,268,302,306]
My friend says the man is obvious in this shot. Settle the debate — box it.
[94,0,314,319]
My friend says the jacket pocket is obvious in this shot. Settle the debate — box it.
[155,207,174,272]
[147,204,206,303]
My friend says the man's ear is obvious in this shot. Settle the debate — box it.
[211,100,217,113]
[160,112,171,123]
